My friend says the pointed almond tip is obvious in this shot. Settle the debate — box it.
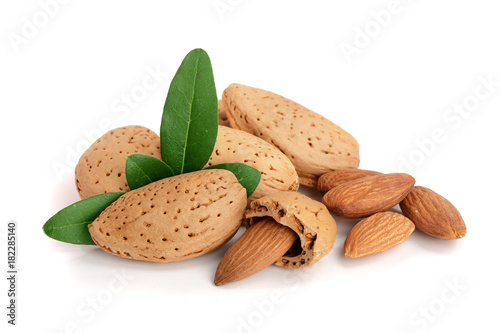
[214,273,233,286]
[458,226,467,238]
[450,225,467,239]
[214,271,224,286]
[214,268,226,286]
[214,266,235,286]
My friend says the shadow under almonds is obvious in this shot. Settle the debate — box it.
[410,228,464,255]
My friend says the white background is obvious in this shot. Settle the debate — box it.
[1,1,499,332]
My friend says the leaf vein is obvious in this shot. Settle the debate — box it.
[181,53,201,173]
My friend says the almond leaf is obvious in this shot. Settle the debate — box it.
[126,154,174,190]
[42,192,124,244]
[160,48,218,175]
[206,163,261,197]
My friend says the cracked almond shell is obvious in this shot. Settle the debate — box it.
[75,125,161,199]
[88,169,247,262]
[222,83,360,187]
[243,191,336,268]
[206,126,299,200]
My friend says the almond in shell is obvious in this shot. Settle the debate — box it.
[222,83,360,187]
[244,191,337,268]
[75,125,161,199]
[206,126,299,200]
[88,169,247,262]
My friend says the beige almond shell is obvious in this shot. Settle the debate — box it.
[75,125,161,199]
[222,83,360,187]
[88,169,247,263]
[218,100,231,127]
[206,126,299,201]
[244,191,336,269]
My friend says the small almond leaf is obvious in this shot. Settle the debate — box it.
[126,154,174,190]
[43,192,124,244]
[160,48,218,175]
[206,163,261,197]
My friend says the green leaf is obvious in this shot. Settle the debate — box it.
[206,163,261,197]
[160,48,218,175]
[43,192,124,244]
[126,154,174,190]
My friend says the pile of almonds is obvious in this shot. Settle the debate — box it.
[76,83,466,285]
[318,171,466,258]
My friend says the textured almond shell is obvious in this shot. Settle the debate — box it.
[75,125,161,199]
[218,100,231,127]
[244,192,336,268]
[206,126,299,200]
[400,186,466,239]
[344,212,415,258]
[322,173,416,218]
[88,169,247,262]
[317,169,382,194]
[222,83,360,187]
